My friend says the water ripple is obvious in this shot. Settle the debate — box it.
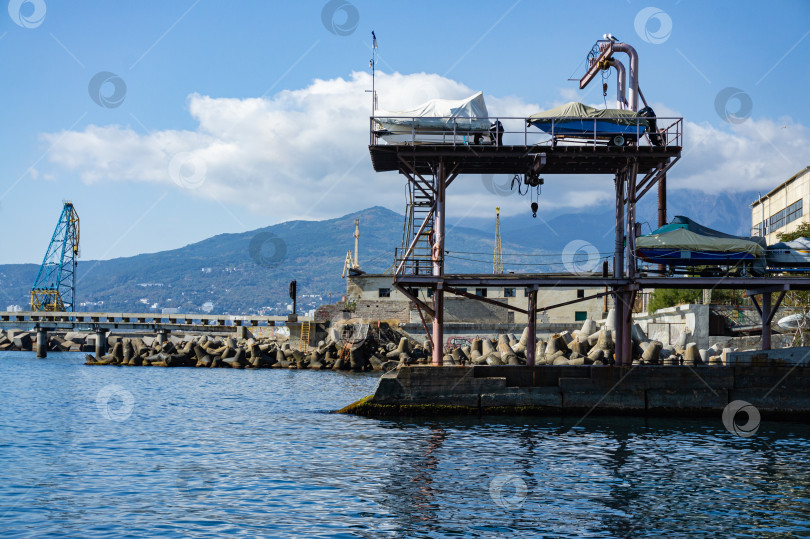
[1,353,809,537]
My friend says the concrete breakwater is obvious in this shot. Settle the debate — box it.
[429,317,740,368]
[0,329,95,354]
[83,322,427,371]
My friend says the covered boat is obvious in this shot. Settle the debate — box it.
[527,102,649,146]
[766,237,810,268]
[636,216,767,275]
[373,92,491,144]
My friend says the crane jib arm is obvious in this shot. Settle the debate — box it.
[580,42,613,89]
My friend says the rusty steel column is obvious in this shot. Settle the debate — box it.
[658,172,667,228]
[621,162,638,365]
[432,161,446,366]
[614,169,626,365]
[761,292,772,351]
[526,287,538,366]
[658,171,667,274]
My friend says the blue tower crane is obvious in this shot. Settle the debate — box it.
[30,202,80,312]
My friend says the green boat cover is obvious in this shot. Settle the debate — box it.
[529,102,648,127]
[637,216,765,256]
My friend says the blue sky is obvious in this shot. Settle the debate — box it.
[1,0,809,264]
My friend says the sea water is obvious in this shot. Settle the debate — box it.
[1,352,808,538]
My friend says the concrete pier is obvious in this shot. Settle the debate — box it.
[36,329,47,358]
[94,329,108,358]
[341,364,810,419]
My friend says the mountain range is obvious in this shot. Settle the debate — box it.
[0,188,760,315]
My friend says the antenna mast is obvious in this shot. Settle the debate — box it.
[493,207,503,274]
[371,31,378,114]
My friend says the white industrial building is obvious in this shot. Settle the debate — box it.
[751,166,810,243]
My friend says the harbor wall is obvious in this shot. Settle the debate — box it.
[355,363,810,419]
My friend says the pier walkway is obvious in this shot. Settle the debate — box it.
[0,311,312,358]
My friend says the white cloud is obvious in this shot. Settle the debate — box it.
[40,71,809,224]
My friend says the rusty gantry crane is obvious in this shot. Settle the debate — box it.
[369,37,810,364]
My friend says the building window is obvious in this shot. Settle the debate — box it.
[378,288,390,298]
[426,288,434,298]
[507,311,515,323]
[575,311,588,322]
[475,288,487,297]
[524,288,530,297]
[770,208,787,231]
[504,288,516,298]
[456,288,467,294]
[577,289,585,299]
[753,221,766,237]
[786,199,803,226]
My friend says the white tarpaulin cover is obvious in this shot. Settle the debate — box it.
[375,92,489,131]
[636,228,765,256]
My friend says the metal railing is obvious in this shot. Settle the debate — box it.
[370,115,683,149]
[393,247,434,277]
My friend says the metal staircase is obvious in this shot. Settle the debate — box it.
[397,176,434,275]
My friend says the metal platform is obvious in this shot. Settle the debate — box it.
[365,110,803,363]
[369,144,682,176]
[395,274,810,291]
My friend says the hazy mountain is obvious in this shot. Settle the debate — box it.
[0,207,545,315]
[0,190,759,315]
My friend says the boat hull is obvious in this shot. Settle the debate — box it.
[530,119,647,138]
[637,248,755,266]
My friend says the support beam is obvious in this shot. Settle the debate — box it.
[392,283,434,317]
[767,290,787,325]
[527,287,538,366]
[636,157,679,204]
[614,169,627,365]
[432,161,446,366]
[398,158,435,196]
[658,171,667,227]
[762,292,772,351]
[445,286,528,314]
[538,291,612,312]
[36,328,47,358]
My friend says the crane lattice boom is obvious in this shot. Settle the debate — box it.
[30,202,80,312]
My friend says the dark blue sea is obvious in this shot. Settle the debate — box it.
[1,352,809,538]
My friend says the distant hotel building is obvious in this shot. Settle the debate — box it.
[751,166,810,243]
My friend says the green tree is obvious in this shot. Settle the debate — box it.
[648,288,701,313]
[776,221,810,242]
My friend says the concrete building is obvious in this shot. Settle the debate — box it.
[751,166,810,243]
[342,273,608,326]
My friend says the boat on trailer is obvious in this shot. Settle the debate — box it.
[527,102,655,146]
[635,216,767,275]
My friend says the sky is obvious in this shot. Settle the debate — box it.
[1,0,809,264]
